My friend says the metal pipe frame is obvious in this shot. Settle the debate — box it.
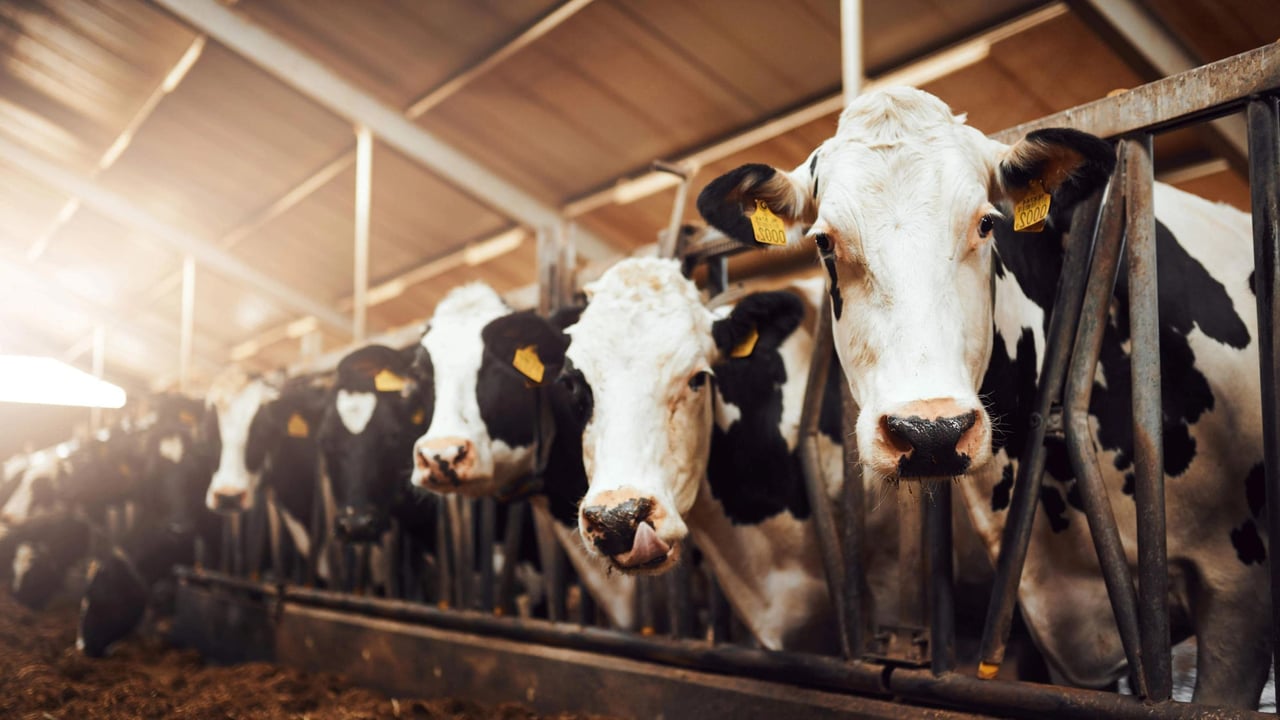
[839,380,867,659]
[1122,133,1172,700]
[177,570,1271,720]
[1060,145,1148,696]
[1247,93,1280,679]
[977,189,1102,677]
[927,481,955,676]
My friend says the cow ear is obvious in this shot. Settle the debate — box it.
[697,161,814,248]
[995,129,1115,226]
[711,291,805,359]
[481,311,569,384]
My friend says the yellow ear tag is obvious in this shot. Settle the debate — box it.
[373,369,407,393]
[1013,179,1051,232]
[287,413,310,439]
[730,326,759,359]
[513,345,545,384]
[749,199,788,246]
[179,410,197,427]
[411,408,426,426]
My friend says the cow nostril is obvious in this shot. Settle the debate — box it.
[881,415,916,454]
[415,449,430,472]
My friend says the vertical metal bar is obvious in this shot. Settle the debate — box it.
[978,188,1104,677]
[1062,147,1149,697]
[1248,94,1280,678]
[1124,133,1171,701]
[927,482,955,675]
[637,575,657,635]
[707,570,731,644]
[537,226,556,316]
[436,499,454,608]
[478,497,496,612]
[90,324,105,432]
[556,220,576,310]
[797,299,856,659]
[665,560,692,638]
[654,160,694,259]
[897,488,926,636]
[496,502,524,615]
[840,0,862,104]
[352,124,373,341]
[530,504,566,622]
[705,256,728,296]
[839,380,866,658]
[179,255,196,393]
[578,578,597,626]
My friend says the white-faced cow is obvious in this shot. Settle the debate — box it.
[203,369,280,514]
[698,86,1267,707]
[562,258,905,652]
[410,283,637,629]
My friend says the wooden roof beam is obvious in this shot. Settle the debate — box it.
[155,0,620,263]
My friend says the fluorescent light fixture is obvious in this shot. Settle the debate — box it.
[0,356,126,408]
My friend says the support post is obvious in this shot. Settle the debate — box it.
[180,256,196,393]
[90,325,105,431]
[841,0,863,104]
[353,125,373,342]
[1248,94,1280,680]
[1124,133,1170,700]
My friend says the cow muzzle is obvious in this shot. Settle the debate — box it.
[335,509,385,543]
[413,436,481,489]
[209,489,249,514]
[875,398,989,478]
[579,491,680,574]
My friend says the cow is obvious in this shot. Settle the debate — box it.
[317,343,439,591]
[409,283,636,628]
[559,257,906,652]
[78,394,222,656]
[696,86,1268,707]
[203,369,280,514]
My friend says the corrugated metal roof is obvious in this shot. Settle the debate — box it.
[0,0,1268,408]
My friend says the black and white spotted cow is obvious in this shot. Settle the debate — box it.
[562,258,907,651]
[202,369,282,514]
[78,394,222,656]
[318,344,438,550]
[698,86,1268,707]
[409,283,636,628]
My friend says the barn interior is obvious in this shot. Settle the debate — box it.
[0,0,1275,456]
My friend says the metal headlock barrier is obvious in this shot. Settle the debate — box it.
[178,42,1280,719]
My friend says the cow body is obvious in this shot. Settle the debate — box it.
[566,259,902,651]
[698,86,1268,706]
[410,283,636,628]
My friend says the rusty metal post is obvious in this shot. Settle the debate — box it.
[1123,133,1171,700]
[495,502,524,616]
[1248,94,1280,675]
[797,298,857,659]
[436,499,454,608]
[927,481,955,675]
[839,380,867,658]
[977,187,1103,677]
[478,497,497,613]
[1061,146,1148,697]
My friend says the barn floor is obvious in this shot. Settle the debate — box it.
[0,592,609,720]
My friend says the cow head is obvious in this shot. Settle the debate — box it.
[563,258,737,574]
[411,284,568,497]
[145,394,213,534]
[320,344,429,542]
[0,452,64,525]
[203,372,279,513]
[698,86,1113,482]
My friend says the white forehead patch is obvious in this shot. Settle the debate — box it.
[158,435,184,464]
[337,390,377,435]
[12,542,34,589]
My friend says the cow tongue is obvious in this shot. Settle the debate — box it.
[616,521,669,567]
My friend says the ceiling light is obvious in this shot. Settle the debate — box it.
[0,356,126,408]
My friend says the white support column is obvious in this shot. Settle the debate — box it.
[353,125,373,342]
[90,324,105,431]
[841,0,863,105]
[180,255,196,393]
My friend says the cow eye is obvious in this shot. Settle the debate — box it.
[814,233,832,254]
[978,214,996,238]
[688,371,711,391]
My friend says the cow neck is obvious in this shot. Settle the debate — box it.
[479,342,557,504]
